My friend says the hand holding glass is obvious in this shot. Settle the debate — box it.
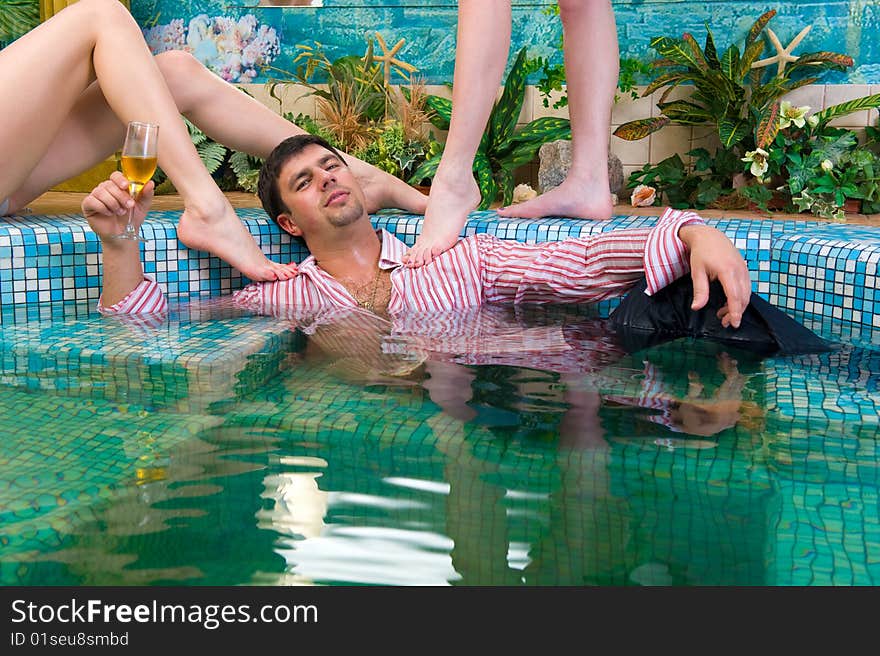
[115,121,159,241]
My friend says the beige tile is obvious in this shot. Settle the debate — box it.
[824,84,872,127]
[690,126,721,154]
[649,126,692,163]
[533,88,570,119]
[424,84,453,101]
[610,133,650,166]
[237,83,284,114]
[781,84,825,115]
[611,86,655,124]
[275,83,317,118]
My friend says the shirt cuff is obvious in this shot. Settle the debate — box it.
[643,207,705,296]
[97,276,168,316]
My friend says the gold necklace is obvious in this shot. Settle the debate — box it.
[340,268,388,312]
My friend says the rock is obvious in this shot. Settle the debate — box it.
[537,139,625,195]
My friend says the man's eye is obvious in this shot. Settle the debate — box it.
[327,162,339,170]
[296,179,309,191]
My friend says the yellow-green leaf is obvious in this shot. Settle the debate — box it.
[746,10,776,48]
[613,117,671,141]
[755,101,780,150]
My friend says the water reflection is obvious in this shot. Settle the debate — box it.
[2,304,879,585]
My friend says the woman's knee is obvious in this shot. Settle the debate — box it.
[75,0,136,24]
[558,0,606,18]
[155,51,205,108]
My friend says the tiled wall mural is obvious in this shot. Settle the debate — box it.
[129,1,880,85]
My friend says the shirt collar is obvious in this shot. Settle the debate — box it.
[296,229,406,276]
[378,229,407,270]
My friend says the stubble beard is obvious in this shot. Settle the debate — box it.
[327,196,365,228]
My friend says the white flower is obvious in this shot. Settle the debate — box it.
[821,159,834,172]
[742,148,769,180]
[807,114,820,129]
[778,101,810,130]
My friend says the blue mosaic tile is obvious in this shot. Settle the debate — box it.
[1,208,879,341]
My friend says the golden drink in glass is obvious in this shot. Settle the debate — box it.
[114,122,159,242]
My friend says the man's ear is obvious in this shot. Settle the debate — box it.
[277,213,302,237]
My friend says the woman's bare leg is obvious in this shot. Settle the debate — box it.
[0,0,293,281]
[9,49,428,218]
[498,0,617,221]
[5,82,125,211]
[154,51,427,214]
[402,0,511,268]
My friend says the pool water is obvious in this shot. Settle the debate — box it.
[1,300,879,586]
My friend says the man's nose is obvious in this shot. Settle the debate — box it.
[318,168,337,188]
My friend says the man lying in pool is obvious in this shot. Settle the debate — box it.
[85,134,752,326]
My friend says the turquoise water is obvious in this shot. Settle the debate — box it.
[1,301,879,586]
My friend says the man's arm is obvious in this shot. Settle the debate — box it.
[83,172,166,314]
[475,208,750,328]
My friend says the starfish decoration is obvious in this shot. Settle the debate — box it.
[751,25,812,77]
[372,32,416,85]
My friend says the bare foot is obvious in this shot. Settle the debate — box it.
[177,202,298,282]
[403,168,481,268]
[497,176,614,220]
[356,167,428,215]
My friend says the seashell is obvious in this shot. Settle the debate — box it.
[630,184,656,207]
[511,184,537,204]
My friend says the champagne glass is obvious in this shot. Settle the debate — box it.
[115,121,159,242]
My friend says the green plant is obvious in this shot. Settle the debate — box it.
[266,36,436,182]
[533,3,651,108]
[409,47,572,208]
[0,0,39,47]
[615,10,880,215]
[355,122,437,182]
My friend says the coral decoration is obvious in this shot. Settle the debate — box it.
[143,14,280,83]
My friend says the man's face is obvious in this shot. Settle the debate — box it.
[276,144,367,237]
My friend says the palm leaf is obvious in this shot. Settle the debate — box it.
[720,45,741,80]
[501,119,572,168]
[740,41,767,79]
[407,151,442,186]
[717,118,750,148]
[745,10,776,48]
[424,94,452,131]
[814,94,880,127]
[473,151,497,210]
[643,72,689,97]
[658,100,714,124]
[489,47,531,152]
[755,101,780,150]
[0,0,39,43]
[494,167,516,207]
[682,33,708,71]
[788,51,854,71]
[506,117,571,146]
[650,36,704,71]
[704,27,720,70]
[613,117,671,141]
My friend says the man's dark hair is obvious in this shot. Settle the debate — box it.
[257,134,347,224]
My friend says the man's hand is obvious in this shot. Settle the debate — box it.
[679,224,751,329]
[82,171,154,242]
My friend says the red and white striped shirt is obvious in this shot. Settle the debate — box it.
[99,207,702,319]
